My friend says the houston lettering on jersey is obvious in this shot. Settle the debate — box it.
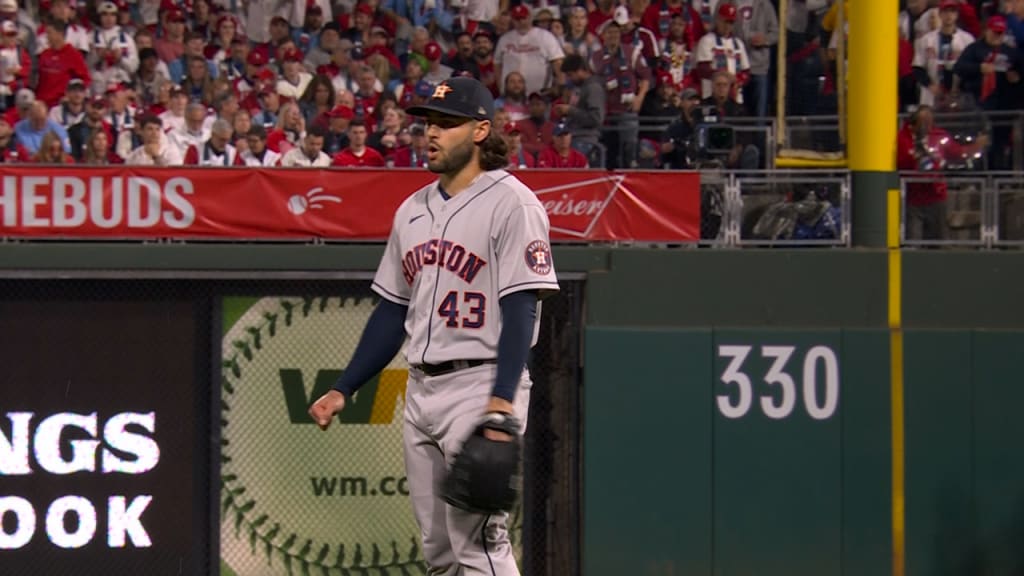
[402,239,487,285]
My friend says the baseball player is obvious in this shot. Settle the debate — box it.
[309,76,558,576]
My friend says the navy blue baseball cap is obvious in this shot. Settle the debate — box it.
[406,77,495,121]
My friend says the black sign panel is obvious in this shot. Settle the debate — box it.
[0,298,206,575]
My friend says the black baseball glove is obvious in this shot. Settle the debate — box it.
[442,412,523,515]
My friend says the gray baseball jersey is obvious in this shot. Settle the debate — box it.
[371,169,559,365]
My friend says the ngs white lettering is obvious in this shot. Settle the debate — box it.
[0,411,159,475]
[0,176,194,229]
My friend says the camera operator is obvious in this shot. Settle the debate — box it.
[700,70,759,169]
[660,87,704,168]
[896,104,988,240]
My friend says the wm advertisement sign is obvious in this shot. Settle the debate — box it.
[219,296,419,576]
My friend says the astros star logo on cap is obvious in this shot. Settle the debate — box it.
[432,84,454,100]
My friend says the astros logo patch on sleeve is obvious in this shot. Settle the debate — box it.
[525,240,553,275]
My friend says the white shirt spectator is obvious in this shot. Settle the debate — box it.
[159,110,187,134]
[913,27,974,107]
[124,141,183,165]
[186,140,239,166]
[168,125,212,159]
[240,148,283,166]
[494,26,565,96]
[35,23,90,54]
[899,7,938,44]
[89,25,140,92]
[695,31,751,99]
[244,0,292,44]
[276,72,314,101]
[279,145,331,167]
[48,103,85,129]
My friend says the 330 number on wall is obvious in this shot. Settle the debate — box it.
[717,345,839,420]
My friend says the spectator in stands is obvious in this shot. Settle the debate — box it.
[236,51,270,100]
[538,122,589,168]
[252,89,281,128]
[33,130,75,164]
[592,15,650,169]
[0,20,30,107]
[492,106,511,136]
[518,92,555,157]
[660,14,698,89]
[395,61,427,108]
[5,88,34,127]
[183,118,241,166]
[701,69,759,169]
[16,101,70,155]
[239,125,282,166]
[276,47,313,101]
[473,27,500,97]
[422,41,454,86]
[266,101,305,153]
[279,124,331,167]
[660,86,703,168]
[392,121,428,168]
[913,0,974,109]
[168,101,212,159]
[1008,0,1024,50]
[614,4,661,67]
[35,20,91,108]
[220,37,250,84]
[181,55,217,105]
[643,0,705,49]
[563,6,602,60]
[321,104,352,155]
[734,0,778,119]
[69,95,112,161]
[642,70,682,121]
[136,48,172,110]
[159,85,189,134]
[332,118,386,166]
[557,53,606,168]
[352,65,383,132]
[105,84,137,146]
[344,4,376,46]
[900,0,938,48]
[496,71,529,121]
[191,0,216,39]
[292,4,324,55]
[954,15,1022,168]
[0,116,29,163]
[533,8,556,33]
[693,0,724,29]
[231,108,253,153]
[367,107,409,161]
[205,14,239,68]
[588,0,618,35]
[495,4,565,98]
[35,0,89,55]
[504,121,536,168]
[154,8,187,63]
[298,74,336,123]
[305,22,341,72]
[89,1,140,94]
[695,3,751,102]
[897,104,988,239]
[446,32,481,78]
[81,127,123,165]
[169,31,218,85]
[49,78,87,130]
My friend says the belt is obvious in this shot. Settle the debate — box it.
[414,359,496,377]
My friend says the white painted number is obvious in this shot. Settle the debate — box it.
[717,346,753,419]
[803,346,840,420]
[760,346,797,419]
[716,345,839,420]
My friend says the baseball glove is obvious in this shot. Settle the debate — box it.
[442,412,523,515]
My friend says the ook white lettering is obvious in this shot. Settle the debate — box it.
[541,194,604,217]
[0,176,195,229]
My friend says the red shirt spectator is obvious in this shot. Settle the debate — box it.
[537,124,589,168]
[331,120,386,167]
[517,94,555,157]
[588,0,618,35]
[0,22,31,95]
[36,21,91,107]
[896,106,986,206]
[643,0,706,45]
[504,121,536,168]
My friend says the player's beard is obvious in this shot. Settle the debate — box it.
[428,136,476,175]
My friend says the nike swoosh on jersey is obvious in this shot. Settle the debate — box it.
[409,214,426,224]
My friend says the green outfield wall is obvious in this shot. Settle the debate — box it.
[2,245,1023,576]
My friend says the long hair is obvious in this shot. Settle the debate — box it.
[478,125,508,171]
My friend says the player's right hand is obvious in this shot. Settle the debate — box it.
[308,390,347,431]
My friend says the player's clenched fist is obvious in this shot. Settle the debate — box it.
[308,390,346,430]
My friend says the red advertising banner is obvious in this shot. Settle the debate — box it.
[0,167,700,242]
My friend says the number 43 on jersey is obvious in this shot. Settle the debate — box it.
[438,290,486,328]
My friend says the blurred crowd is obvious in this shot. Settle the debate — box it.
[0,0,1019,170]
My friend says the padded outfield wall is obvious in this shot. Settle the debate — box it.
[1,245,1023,576]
